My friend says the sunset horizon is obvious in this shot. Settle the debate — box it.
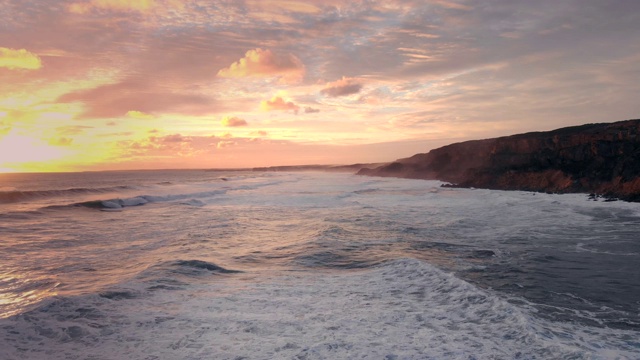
[1,0,639,173]
[2,3,640,356]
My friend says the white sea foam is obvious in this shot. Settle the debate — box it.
[1,171,639,359]
[2,259,637,360]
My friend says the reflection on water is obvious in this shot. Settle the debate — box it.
[0,272,59,319]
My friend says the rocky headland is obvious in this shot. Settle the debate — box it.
[358,119,640,201]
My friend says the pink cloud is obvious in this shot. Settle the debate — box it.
[216,140,236,149]
[221,116,248,127]
[68,0,157,14]
[162,134,189,143]
[260,96,300,113]
[430,0,472,10]
[250,130,268,137]
[118,133,202,162]
[320,77,363,97]
[57,79,215,119]
[217,48,305,84]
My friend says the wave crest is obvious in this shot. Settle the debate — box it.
[0,186,134,204]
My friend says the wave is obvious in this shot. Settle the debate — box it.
[0,275,60,319]
[99,290,140,300]
[2,258,638,359]
[133,259,243,290]
[0,186,135,204]
[294,250,383,269]
[171,260,242,275]
[41,189,229,211]
[34,177,291,211]
[0,258,241,320]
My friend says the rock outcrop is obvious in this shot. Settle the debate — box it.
[358,119,640,201]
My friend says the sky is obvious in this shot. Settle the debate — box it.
[0,0,639,172]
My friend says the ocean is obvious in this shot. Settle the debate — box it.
[0,170,638,359]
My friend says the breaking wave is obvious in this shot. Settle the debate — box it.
[0,186,135,204]
[36,190,227,211]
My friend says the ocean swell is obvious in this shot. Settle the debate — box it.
[48,189,229,211]
[0,186,134,204]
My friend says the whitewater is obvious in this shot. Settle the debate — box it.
[0,170,638,359]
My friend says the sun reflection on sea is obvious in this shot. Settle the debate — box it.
[0,272,59,319]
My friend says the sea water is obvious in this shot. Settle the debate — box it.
[0,170,638,359]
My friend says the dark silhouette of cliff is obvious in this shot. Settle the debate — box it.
[358,119,640,201]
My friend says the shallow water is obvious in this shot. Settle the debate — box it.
[0,170,638,359]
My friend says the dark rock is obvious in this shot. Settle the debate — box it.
[358,119,640,202]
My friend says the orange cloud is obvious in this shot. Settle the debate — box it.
[69,0,156,13]
[321,77,363,97]
[221,116,248,127]
[0,48,42,70]
[260,96,300,113]
[217,48,305,84]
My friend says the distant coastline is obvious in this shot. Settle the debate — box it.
[356,119,640,202]
[252,163,385,173]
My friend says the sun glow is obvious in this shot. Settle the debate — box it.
[0,1,636,171]
[0,131,73,172]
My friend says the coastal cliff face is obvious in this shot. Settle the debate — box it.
[358,119,640,201]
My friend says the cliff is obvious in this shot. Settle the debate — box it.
[358,119,640,201]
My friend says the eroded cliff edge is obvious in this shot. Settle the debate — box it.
[358,119,640,201]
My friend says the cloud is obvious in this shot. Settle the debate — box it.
[161,134,189,143]
[304,106,320,113]
[246,0,322,14]
[96,131,134,138]
[216,140,236,149]
[56,125,93,135]
[126,110,155,119]
[217,48,305,84]
[69,0,156,13]
[120,133,199,161]
[221,116,248,127]
[250,130,268,137]
[49,137,74,146]
[260,96,300,113]
[57,80,214,119]
[320,77,363,97]
[430,0,472,10]
[0,48,42,70]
